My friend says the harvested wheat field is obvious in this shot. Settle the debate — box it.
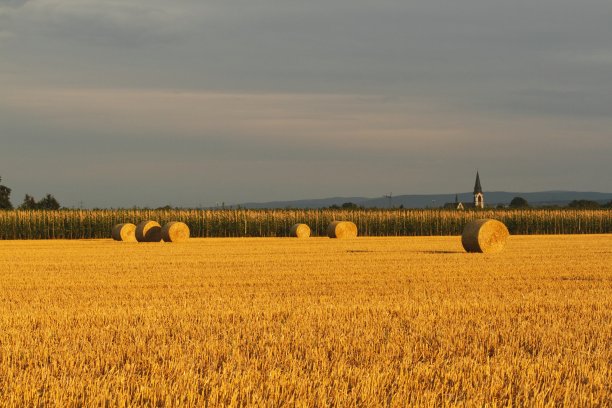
[0,235,610,406]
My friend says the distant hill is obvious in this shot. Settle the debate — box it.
[238,191,612,209]
[239,196,370,209]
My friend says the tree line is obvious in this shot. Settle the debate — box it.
[333,197,612,210]
[0,177,61,210]
[508,196,612,209]
[1,176,611,211]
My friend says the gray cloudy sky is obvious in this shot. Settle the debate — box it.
[1,0,611,208]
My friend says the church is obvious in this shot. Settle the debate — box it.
[444,172,485,210]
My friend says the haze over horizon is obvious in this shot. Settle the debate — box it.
[2,0,611,208]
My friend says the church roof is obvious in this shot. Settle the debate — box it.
[443,202,465,210]
[473,171,483,194]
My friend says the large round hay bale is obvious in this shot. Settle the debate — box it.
[161,221,190,243]
[135,220,162,242]
[327,221,358,239]
[111,223,137,242]
[290,223,311,238]
[461,219,509,254]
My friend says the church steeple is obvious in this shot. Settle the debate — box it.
[473,171,484,208]
[474,171,482,194]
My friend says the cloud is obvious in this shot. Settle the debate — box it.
[488,89,612,119]
[1,1,612,206]
[1,87,467,157]
[3,0,612,96]
[5,0,188,46]
[0,0,26,38]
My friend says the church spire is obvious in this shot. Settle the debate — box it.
[474,171,482,194]
[473,171,484,208]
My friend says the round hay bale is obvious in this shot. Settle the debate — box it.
[461,219,509,254]
[327,221,358,239]
[111,223,137,242]
[161,221,190,243]
[135,220,162,242]
[290,223,311,238]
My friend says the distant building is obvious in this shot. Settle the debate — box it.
[473,171,484,209]
[443,172,485,210]
[443,194,465,210]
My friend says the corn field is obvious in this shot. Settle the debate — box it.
[0,209,610,239]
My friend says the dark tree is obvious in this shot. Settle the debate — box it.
[568,200,600,209]
[341,202,359,210]
[37,194,61,210]
[509,197,529,208]
[19,194,38,210]
[0,176,13,209]
[605,200,612,208]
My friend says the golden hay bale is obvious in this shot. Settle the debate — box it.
[327,221,358,239]
[290,223,311,238]
[111,223,137,242]
[461,219,510,254]
[161,221,190,243]
[135,220,162,242]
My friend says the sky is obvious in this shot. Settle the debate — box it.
[1,0,611,208]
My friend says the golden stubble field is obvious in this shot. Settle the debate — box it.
[0,235,610,406]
